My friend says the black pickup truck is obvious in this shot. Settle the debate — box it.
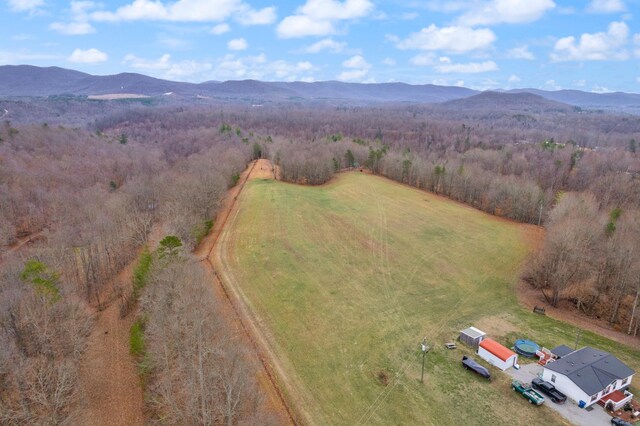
[462,356,491,379]
[532,378,567,404]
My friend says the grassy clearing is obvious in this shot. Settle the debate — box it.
[225,173,640,426]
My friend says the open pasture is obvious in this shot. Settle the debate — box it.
[221,172,639,425]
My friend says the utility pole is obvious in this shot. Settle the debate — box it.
[421,337,429,383]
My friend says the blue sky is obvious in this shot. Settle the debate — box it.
[1,0,639,91]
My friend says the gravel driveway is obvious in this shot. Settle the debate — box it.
[505,362,613,426]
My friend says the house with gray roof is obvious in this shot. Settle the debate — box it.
[550,344,574,358]
[541,347,635,408]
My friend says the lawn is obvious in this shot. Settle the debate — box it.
[220,172,640,426]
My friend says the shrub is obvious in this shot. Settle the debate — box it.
[132,247,153,298]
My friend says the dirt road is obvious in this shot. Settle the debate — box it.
[195,159,296,425]
[74,159,293,425]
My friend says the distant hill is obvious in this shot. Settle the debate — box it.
[0,65,91,96]
[438,91,573,112]
[508,89,640,112]
[1,65,639,112]
[0,65,476,103]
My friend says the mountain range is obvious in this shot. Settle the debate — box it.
[1,65,640,113]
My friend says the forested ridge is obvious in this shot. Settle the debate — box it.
[1,99,639,423]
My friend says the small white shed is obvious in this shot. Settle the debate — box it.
[477,338,518,371]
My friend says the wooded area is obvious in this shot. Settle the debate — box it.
[1,99,639,422]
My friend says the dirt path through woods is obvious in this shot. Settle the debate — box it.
[74,226,164,426]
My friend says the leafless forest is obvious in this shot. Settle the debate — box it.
[1,99,640,423]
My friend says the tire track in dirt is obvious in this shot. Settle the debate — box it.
[195,159,299,426]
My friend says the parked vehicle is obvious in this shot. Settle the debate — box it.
[461,356,490,379]
[611,418,634,426]
[512,379,545,405]
[531,377,567,404]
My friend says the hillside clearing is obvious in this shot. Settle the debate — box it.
[217,172,640,425]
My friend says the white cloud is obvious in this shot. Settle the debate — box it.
[587,0,626,13]
[507,45,535,60]
[235,5,276,25]
[457,0,555,26]
[210,23,230,34]
[469,79,501,91]
[543,79,562,90]
[343,54,369,69]
[435,57,498,73]
[70,0,98,17]
[551,21,630,61]
[304,38,346,53]
[591,84,613,93]
[50,1,98,35]
[508,74,521,83]
[396,25,496,53]
[277,15,335,38]
[381,57,396,66]
[91,0,275,25]
[573,79,587,87]
[634,34,640,58]
[276,0,374,38]
[50,21,95,35]
[227,38,248,50]
[214,53,316,81]
[68,48,108,63]
[337,54,371,81]
[410,53,435,66]
[8,0,44,12]
[298,0,373,20]
[123,53,213,80]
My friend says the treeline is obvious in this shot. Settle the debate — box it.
[0,114,255,422]
[134,243,279,424]
[526,194,640,334]
[0,260,92,424]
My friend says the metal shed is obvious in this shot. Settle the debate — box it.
[459,326,486,349]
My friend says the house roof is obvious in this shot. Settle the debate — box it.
[551,344,575,358]
[545,347,635,396]
[479,338,516,362]
[460,327,486,339]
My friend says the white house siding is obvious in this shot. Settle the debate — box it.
[542,369,635,408]
[616,374,635,390]
[477,347,516,371]
[541,369,592,406]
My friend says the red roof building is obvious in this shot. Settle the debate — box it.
[478,338,518,371]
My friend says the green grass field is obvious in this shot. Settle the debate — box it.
[223,172,640,425]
